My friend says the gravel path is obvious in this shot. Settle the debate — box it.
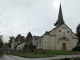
[0,55,80,60]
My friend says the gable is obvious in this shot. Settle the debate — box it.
[56,23,78,39]
[57,24,71,33]
[49,28,56,35]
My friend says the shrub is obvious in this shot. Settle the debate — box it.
[73,45,80,51]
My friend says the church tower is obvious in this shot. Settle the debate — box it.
[54,3,64,27]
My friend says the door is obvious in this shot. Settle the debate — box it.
[63,43,66,51]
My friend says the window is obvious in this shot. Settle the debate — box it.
[39,39,41,46]
[59,30,61,32]
[63,37,65,40]
[63,29,66,32]
[68,31,69,33]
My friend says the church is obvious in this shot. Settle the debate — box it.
[35,4,78,51]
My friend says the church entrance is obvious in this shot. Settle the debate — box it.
[63,43,66,51]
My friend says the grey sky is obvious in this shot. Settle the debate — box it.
[0,0,80,42]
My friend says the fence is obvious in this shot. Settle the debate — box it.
[0,48,27,54]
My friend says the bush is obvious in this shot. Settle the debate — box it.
[73,45,80,51]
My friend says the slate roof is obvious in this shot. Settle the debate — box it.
[44,31,49,35]
[14,34,25,42]
[54,3,64,27]
[33,36,40,40]
[26,32,33,40]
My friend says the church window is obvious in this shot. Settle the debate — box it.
[59,30,61,32]
[63,29,66,32]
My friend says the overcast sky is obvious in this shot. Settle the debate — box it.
[0,0,80,42]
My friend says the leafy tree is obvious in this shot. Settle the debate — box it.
[7,36,15,48]
[0,35,4,48]
[73,45,80,51]
[23,41,27,49]
[76,24,80,42]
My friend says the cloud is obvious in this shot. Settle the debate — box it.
[0,0,79,42]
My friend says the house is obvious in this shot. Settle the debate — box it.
[11,34,25,50]
[35,4,78,51]
[32,36,40,46]
[11,32,33,50]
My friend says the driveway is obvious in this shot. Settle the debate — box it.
[0,55,80,60]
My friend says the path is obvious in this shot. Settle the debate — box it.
[0,55,80,60]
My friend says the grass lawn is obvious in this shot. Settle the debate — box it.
[0,54,3,58]
[11,50,80,58]
[15,54,54,58]
[44,50,76,55]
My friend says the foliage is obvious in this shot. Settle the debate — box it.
[0,35,4,48]
[23,42,27,49]
[23,41,35,53]
[76,24,80,42]
[72,45,80,51]
[0,54,3,58]
[27,43,33,49]
[7,36,15,48]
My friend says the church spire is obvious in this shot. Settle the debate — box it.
[58,3,63,21]
[54,3,64,27]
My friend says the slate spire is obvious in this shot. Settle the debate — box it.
[54,3,64,27]
[58,3,63,21]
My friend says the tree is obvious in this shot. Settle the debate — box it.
[0,35,4,48]
[76,24,80,42]
[7,36,15,48]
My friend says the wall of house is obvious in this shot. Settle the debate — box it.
[17,42,25,50]
[11,41,15,49]
[42,35,50,49]
[50,29,56,35]
[72,39,78,49]
[32,37,36,46]
[37,38,41,49]
[34,24,78,51]
[49,36,56,50]
[59,39,72,51]
[56,24,74,51]
[72,33,78,38]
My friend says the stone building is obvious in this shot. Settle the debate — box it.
[11,32,33,50]
[11,34,25,50]
[35,4,78,51]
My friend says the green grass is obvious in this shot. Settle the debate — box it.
[15,54,54,58]
[11,50,80,58]
[44,50,76,55]
[0,54,3,58]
